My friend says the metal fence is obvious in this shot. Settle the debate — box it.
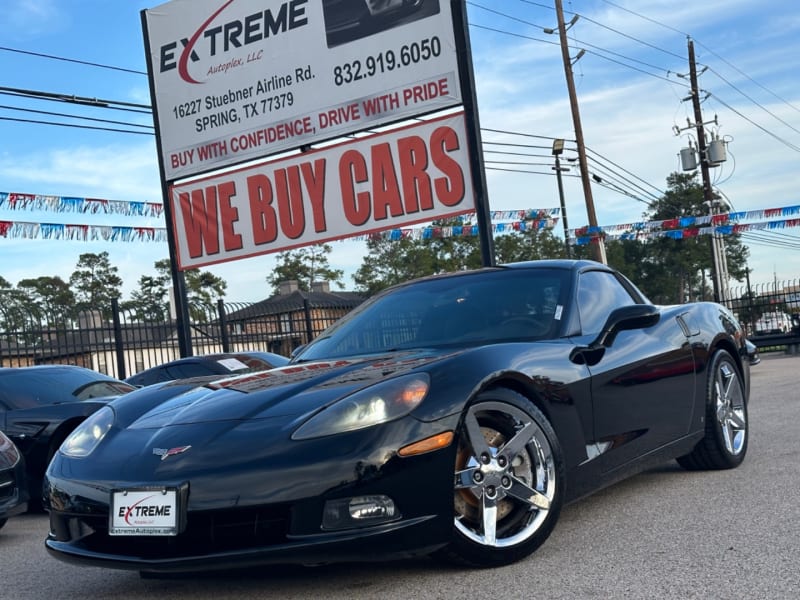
[723,278,800,337]
[4,276,799,377]
[0,294,364,380]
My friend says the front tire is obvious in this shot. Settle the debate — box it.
[678,349,748,470]
[442,388,564,567]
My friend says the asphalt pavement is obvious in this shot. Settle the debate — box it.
[1,353,798,599]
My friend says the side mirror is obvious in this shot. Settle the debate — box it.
[593,304,660,348]
[571,304,660,366]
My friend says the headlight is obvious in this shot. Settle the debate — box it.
[60,406,115,458]
[0,432,21,467]
[291,374,429,440]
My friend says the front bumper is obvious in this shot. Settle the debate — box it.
[44,417,457,571]
[0,456,29,522]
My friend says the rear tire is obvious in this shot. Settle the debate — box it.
[441,388,564,567]
[0,518,7,530]
[677,349,747,470]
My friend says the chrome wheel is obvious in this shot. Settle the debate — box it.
[448,391,562,566]
[678,350,748,471]
[714,360,746,455]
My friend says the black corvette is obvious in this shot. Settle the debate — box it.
[0,365,136,507]
[124,351,289,387]
[44,260,755,571]
[0,430,28,530]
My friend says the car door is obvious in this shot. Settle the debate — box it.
[576,270,696,473]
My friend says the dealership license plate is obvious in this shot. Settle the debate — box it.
[110,489,179,536]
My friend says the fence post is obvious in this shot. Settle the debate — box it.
[217,299,230,353]
[303,298,314,344]
[112,298,126,380]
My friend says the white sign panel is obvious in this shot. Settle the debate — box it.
[169,112,474,270]
[110,489,179,536]
[143,0,462,180]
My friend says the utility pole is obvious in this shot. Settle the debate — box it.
[687,37,724,302]
[552,139,571,257]
[553,0,606,264]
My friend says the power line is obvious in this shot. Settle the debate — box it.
[708,93,800,153]
[585,146,666,196]
[0,104,153,130]
[0,86,151,113]
[595,0,686,36]
[0,116,152,136]
[703,65,800,137]
[0,46,147,75]
[694,40,800,116]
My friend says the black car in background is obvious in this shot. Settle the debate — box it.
[45,261,755,572]
[0,430,28,530]
[124,351,289,387]
[0,365,135,506]
[322,0,432,46]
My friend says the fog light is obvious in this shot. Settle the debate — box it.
[322,495,400,530]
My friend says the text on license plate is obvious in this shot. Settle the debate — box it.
[110,489,178,536]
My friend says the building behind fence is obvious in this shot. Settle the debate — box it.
[0,281,364,379]
[4,275,800,375]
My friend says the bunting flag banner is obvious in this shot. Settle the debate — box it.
[0,192,558,224]
[0,192,164,218]
[569,204,800,238]
[574,217,800,246]
[348,216,560,243]
[0,199,560,244]
[0,220,169,243]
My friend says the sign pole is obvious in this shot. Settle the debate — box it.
[451,0,495,267]
[141,10,192,357]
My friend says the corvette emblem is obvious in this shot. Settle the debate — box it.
[153,446,191,461]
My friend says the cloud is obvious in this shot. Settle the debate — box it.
[1,0,64,38]
[0,141,161,201]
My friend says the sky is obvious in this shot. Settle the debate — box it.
[1,0,799,303]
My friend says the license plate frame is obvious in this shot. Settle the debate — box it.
[109,487,181,536]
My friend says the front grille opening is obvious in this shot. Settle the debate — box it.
[0,472,17,501]
[70,504,292,559]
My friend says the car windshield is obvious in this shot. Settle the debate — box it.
[295,268,569,361]
[0,368,133,410]
[73,380,136,400]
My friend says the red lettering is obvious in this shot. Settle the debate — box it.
[178,188,220,258]
[371,142,403,221]
[302,159,328,233]
[430,126,465,207]
[247,174,278,245]
[275,166,305,239]
[340,149,370,226]
[217,181,243,251]
[397,135,432,213]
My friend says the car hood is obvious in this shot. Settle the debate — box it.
[113,351,457,430]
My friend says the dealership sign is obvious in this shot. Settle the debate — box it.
[169,112,473,269]
[143,0,462,180]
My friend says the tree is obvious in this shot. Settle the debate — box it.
[267,244,344,294]
[69,252,123,316]
[588,172,749,304]
[0,278,34,334]
[121,259,228,322]
[121,274,170,322]
[353,219,567,296]
[16,276,76,327]
[353,235,443,296]
[494,227,567,263]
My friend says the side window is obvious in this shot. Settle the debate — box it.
[577,271,638,336]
